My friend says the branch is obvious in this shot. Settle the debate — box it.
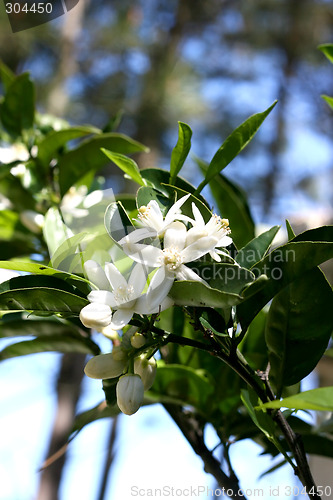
[163,404,246,500]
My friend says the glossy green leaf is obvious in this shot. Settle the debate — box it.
[0,287,88,314]
[162,184,212,223]
[37,126,101,167]
[321,95,333,110]
[236,226,280,269]
[318,43,333,64]
[0,333,99,360]
[148,362,214,414]
[195,101,277,194]
[193,263,254,295]
[169,121,192,184]
[265,267,333,393]
[258,386,333,412]
[58,133,148,196]
[169,280,242,308]
[237,228,333,330]
[0,73,35,136]
[140,168,208,207]
[0,313,81,338]
[196,156,255,248]
[0,273,86,296]
[285,219,295,240]
[101,148,145,186]
[136,186,170,215]
[238,308,268,371]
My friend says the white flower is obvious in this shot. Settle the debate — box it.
[84,352,127,379]
[121,221,219,306]
[82,260,172,331]
[134,355,157,390]
[116,374,144,415]
[186,203,233,262]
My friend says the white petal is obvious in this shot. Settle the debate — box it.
[143,267,175,311]
[209,250,221,262]
[146,200,164,230]
[118,227,157,245]
[84,353,127,379]
[110,308,134,330]
[122,242,162,267]
[128,263,148,296]
[88,290,117,308]
[164,221,187,250]
[217,235,233,248]
[84,260,109,290]
[164,193,190,225]
[182,236,218,263]
[104,262,127,290]
[186,227,208,247]
[191,202,205,226]
[79,303,112,330]
[176,264,207,284]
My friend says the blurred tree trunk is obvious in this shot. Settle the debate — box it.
[37,353,86,500]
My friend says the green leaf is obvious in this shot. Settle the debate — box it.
[0,287,88,314]
[71,402,120,437]
[136,186,170,215]
[0,73,35,136]
[43,207,74,258]
[140,168,209,207]
[104,201,134,243]
[169,122,192,184]
[285,219,295,240]
[0,333,99,360]
[238,308,269,371]
[51,232,88,271]
[37,126,101,167]
[0,174,36,211]
[0,313,81,338]
[0,62,15,91]
[169,280,242,308]
[101,148,145,186]
[321,95,333,110]
[196,156,255,248]
[318,43,333,64]
[241,389,276,441]
[161,184,213,223]
[0,274,86,298]
[147,362,214,414]
[237,228,333,330]
[0,261,91,294]
[58,133,148,196]
[236,226,280,269]
[195,101,277,194]
[265,267,333,394]
[258,386,333,412]
[193,263,254,295]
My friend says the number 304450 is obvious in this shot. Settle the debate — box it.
[5,3,53,14]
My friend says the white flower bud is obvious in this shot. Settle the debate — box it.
[112,345,128,361]
[101,325,119,341]
[116,374,144,415]
[134,355,157,390]
[130,332,147,349]
[20,210,44,233]
[79,303,111,330]
[84,353,127,379]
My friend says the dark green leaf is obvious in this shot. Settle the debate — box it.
[101,148,145,186]
[238,308,268,371]
[196,157,255,248]
[0,273,86,297]
[0,73,35,136]
[136,186,170,215]
[195,101,277,194]
[58,133,148,196]
[193,262,254,295]
[169,280,242,308]
[318,44,333,64]
[236,226,280,269]
[0,62,15,91]
[0,287,88,314]
[285,219,295,240]
[237,233,333,330]
[162,184,212,223]
[0,313,82,338]
[37,126,101,167]
[169,122,192,184]
[265,267,333,393]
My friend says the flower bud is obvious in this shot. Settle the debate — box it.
[101,325,119,341]
[116,374,144,415]
[112,345,128,362]
[84,353,127,379]
[79,303,111,330]
[134,355,157,390]
[130,332,147,349]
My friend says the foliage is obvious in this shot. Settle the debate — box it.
[0,66,333,500]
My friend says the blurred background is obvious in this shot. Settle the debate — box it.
[0,1,332,499]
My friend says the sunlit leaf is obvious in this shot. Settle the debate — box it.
[258,386,333,412]
[169,121,192,184]
[101,148,146,186]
